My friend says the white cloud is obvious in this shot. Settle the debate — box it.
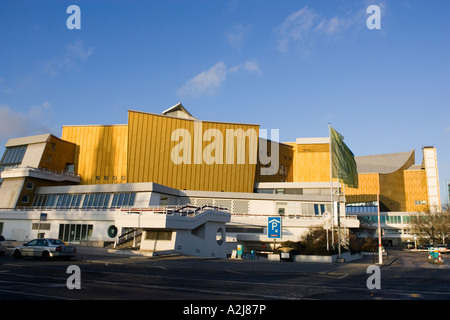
[43,39,93,76]
[0,102,52,141]
[275,5,367,55]
[177,60,261,97]
[276,7,318,53]
[177,62,228,97]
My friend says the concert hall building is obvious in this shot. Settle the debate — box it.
[0,104,441,255]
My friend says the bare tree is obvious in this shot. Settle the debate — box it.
[410,206,450,245]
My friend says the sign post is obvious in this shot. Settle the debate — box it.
[268,217,281,239]
[268,217,281,251]
[322,211,331,251]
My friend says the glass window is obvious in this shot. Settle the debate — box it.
[59,224,93,243]
[111,194,119,207]
[314,204,320,216]
[118,193,125,206]
[21,195,29,203]
[129,193,135,206]
[1,146,27,165]
[102,194,110,207]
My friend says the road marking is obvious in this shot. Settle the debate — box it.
[0,288,75,300]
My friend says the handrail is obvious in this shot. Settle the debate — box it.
[2,165,81,178]
[117,229,142,246]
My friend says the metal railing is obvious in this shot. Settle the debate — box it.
[120,204,229,216]
[116,229,142,247]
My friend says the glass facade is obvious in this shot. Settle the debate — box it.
[32,192,135,209]
[0,145,27,183]
[58,224,93,242]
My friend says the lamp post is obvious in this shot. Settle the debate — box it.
[377,193,382,265]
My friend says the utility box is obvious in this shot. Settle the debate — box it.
[279,247,294,262]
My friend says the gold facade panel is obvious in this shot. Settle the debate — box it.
[287,142,331,183]
[127,110,259,193]
[62,125,128,185]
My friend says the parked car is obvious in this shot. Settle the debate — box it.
[434,244,450,253]
[13,238,76,260]
[0,235,6,256]
[417,244,433,250]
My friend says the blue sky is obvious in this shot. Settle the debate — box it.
[0,0,449,203]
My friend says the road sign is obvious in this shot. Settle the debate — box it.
[268,217,281,239]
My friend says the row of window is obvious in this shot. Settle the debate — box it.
[31,193,136,208]
[1,146,27,165]
[366,215,411,224]
[275,203,331,216]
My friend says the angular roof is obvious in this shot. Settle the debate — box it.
[355,150,415,174]
[5,133,52,148]
[161,103,197,120]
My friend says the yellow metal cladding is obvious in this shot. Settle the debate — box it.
[404,169,429,212]
[127,110,259,193]
[345,173,380,204]
[38,135,76,173]
[287,142,331,182]
[62,125,128,185]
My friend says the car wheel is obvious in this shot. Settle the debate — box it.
[41,251,50,261]
[13,249,22,259]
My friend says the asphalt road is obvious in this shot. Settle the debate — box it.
[0,248,449,305]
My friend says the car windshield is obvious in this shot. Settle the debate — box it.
[47,239,67,245]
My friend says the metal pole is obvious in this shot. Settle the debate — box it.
[377,192,383,264]
[329,123,334,245]
[337,189,342,259]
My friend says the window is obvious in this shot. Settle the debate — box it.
[82,193,111,208]
[58,224,93,242]
[226,226,264,233]
[65,164,75,173]
[280,165,287,176]
[145,230,172,241]
[216,228,225,245]
[313,204,328,216]
[26,182,33,190]
[0,146,27,165]
[276,202,287,216]
[21,195,29,204]
[111,193,136,208]
[32,223,51,230]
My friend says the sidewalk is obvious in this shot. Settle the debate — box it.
[76,245,159,258]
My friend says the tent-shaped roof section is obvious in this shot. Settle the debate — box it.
[161,102,197,120]
[355,150,415,174]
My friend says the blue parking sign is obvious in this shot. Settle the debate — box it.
[268,217,281,238]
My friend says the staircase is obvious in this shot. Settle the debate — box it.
[115,228,142,250]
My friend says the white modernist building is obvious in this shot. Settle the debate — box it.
[0,178,358,258]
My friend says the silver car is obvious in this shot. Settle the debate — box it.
[13,238,76,260]
[0,235,6,256]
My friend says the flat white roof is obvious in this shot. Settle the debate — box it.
[5,134,52,147]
